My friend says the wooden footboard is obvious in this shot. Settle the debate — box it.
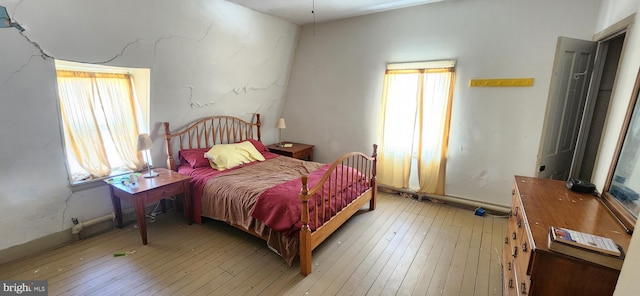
[299,144,378,275]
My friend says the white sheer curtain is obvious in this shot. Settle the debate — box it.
[57,71,144,180]
[377,66,454,195]
[94,75,144,171]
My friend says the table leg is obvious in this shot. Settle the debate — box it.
[109,186,124,228]
[135,197,148,245]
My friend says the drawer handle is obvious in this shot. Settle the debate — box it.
[512,232,517,240]
[517,219,522,228]
[512,189,515,195]
[509,279,514,289]
[504,236,508,244]
[520,282,527,294]
[522,241,528,252]
[513,206,519,217]
[512,246,518,258]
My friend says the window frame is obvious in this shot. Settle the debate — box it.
[377,60,455,193]
[54,60,151,189]
[601,67,640,233]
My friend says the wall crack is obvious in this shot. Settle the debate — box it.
[61,191,72,229]
[232,77,284,94]
[154,23,214,57]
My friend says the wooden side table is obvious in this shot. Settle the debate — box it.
[106,168,192,244]
[267,142,314,161]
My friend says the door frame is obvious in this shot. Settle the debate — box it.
[570,29,628,178]
[536,14,635,179]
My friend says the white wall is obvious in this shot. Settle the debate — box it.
[0,0,298,252]
[282,0,600,207]
[594,1,640,294]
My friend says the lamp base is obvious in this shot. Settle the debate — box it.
[143,170,159,178]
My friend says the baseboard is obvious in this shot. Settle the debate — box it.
[0,228,73,265]
[0,202,171,265]
[0,219,115,265]
[378,185,510,215]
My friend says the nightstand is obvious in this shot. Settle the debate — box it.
[106,168,192,244]
[267,142,314,161]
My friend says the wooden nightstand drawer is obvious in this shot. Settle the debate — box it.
[267,142,314,161]
[293,148,313,160]
[146,182,183,202]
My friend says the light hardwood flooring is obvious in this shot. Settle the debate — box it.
[0,192,507,295]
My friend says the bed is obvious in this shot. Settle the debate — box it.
[163,114,377,275]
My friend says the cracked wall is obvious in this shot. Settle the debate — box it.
[0,0,298,251]
[281,0,601,207]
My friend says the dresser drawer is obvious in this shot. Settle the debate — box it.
[513,200,533,273]
[146,182,183,202]
[514,266,529,296]
[503,243,517,296]
[504,255,529,295]
[506,184,533,295]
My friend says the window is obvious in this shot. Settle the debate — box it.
[377,61,455,195]
[55,61,150,184]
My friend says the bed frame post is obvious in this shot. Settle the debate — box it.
[163,122,177,171]
[299,175,312,275]
[371,144,378,210]
[255,114,262,141]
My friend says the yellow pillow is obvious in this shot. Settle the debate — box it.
[204,141,266,171]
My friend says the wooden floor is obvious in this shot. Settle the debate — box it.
[0,192,507,296]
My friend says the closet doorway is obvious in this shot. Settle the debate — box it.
[537,16,632,181]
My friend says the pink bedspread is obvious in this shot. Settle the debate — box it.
[178,151,280,224]
[252,165,368,237]
[177,151,370,265]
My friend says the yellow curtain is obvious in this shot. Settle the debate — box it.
[57,71,143,178]
[377,67,454,195]
[417,70,454,194]
[377,70,420,188]
[57,71,111,177]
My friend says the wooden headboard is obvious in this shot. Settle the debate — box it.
[163,114,262,170]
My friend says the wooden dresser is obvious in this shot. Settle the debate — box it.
[503,176,631,296]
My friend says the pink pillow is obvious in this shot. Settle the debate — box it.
[178,148,210,168]
[244,139,268,152]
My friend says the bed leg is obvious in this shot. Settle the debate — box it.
[369,185,377,210]
[300,226,312,275]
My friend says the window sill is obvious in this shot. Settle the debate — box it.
[69,170,132,192]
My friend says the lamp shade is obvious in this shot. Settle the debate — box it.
[136,134,154,151]
[276,117,286,129]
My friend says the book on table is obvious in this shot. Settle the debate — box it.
[547,226,625,270]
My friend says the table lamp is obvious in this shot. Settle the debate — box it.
[137,133,159,178]
[276,117,286,147]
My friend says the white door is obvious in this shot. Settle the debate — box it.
[537,37,597,180]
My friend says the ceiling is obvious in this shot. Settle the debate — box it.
[227,0,447,25]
